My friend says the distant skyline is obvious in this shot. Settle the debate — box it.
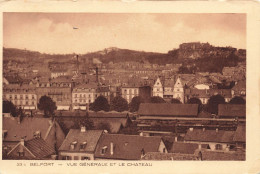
[4,13,246,54]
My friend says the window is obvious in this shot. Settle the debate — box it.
[157,88,159,92]
[32,101,34,105]
[14,95,17,99]
[33,131,41,138]
[101,146,108,155]
[32,95,35,99]
[25,95,28,100]
[215,144,222,150]
[75,94,77,98]
[9,95,12,99]
[63,156,71,160]
[18,152,25,157]
[80,142,87,150]
[26,101,29,105]
[81,156,90,160]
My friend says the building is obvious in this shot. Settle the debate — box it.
[94,134,167,160]
[138,103,199,118]
[231,80,246,99]
[4,138,55,160]
[152,77,164,98]
[184,128,235,151]
[173,77,184,103]
[58,128,103,160]
[3,84,37,110]
[218,104,246,119]
[51,69,68,79]
[2,117,65,154]
[72,83,110,110]
[36,76,73,110]
[121,85,139,103]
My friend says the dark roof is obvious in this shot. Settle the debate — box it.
[142,152,198,160]
[170,142,199,154]
[3,117,54,142]
[233,125,246,142]
[55,111,129,118]
[25,138,55,158]
[184,129,235,143]
[218,104,246,118]
[201,151,245,161]
[138,103,198,117]
[59,129,103,152]
[198,111,212,118]
[94,134,162,160]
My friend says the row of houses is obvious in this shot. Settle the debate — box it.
[3,73,246,112]
[2,116,245,160]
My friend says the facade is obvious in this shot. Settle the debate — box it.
[152,77,164,98]
[3,84,37,110]
[51,69,68,79]
[58,128,103,160]
[94,134,167,160]
[121,86,139,103]
[72,83,110,110]
[36,77,72,110]
[5,138,55,160]
[184,128,235,151]
[2,117,65,155]
[173,77,184,103]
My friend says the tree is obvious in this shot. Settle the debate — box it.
[207,94,226,115]
[187,97,203,112]
[3,100,18,117]
[90,96,110,112]
[150,96,166,103]
[129,96,143,112]
[37,95,57,117]
[187,97,202,105]
[110,96,128,112]
[171,98,182,104]
[229,96,246,104]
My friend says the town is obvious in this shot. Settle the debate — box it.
[2,42,246,160]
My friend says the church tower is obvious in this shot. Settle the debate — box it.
[173,76,184,103]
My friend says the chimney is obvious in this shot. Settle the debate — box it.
[189,127,193,132]
[216,128,219,133]
[20,138,25,146]
[175,136,178,142]
[81,126,86,133]
[110,142,114,155]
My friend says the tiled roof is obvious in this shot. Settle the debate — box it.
[218,104,246,118]
[201,151,245,161]
[59,129,103,152]
[233,125,246,142]
[142,152,198,160]
[184,129,235,143]
[25,138,55,158]
[170,142,200,154]
[94,134,162,160]
[138,103,198,117]
[3,117,54,142]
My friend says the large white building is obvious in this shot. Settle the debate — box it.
[3,84,37,110]
[72,83,110,110]
[152,76,184,103]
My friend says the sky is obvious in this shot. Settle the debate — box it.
[3,13,246,54]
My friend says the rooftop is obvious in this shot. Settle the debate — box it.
[138,103,198,117]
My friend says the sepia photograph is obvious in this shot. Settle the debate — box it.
[2,12,247,162]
